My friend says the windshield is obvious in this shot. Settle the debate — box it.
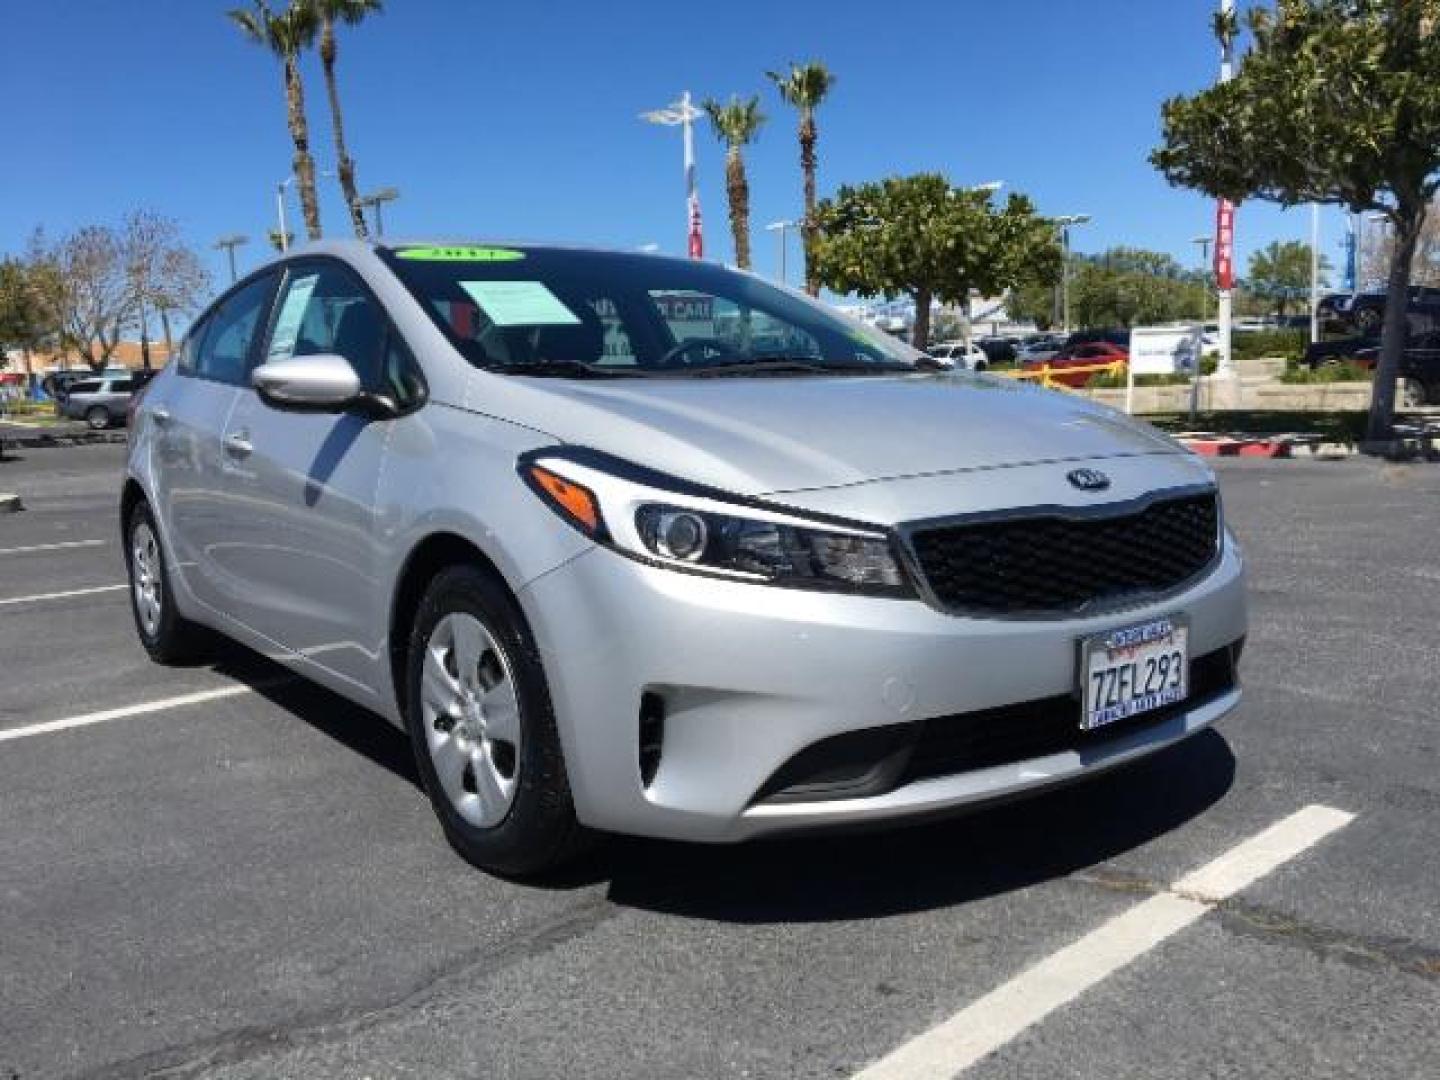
[380,245,920,377]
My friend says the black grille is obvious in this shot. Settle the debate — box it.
[909,491,1219,615]
[900,645,1237,785]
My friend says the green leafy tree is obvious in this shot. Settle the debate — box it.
[228,1,324,241]
[766,61,836,296]
[1152,0,1440,439]
[0,258,50,374]
[811,173,1061,347]
[1005,278,1057,330]
[1247,239,1331,316]
[702,95,766,270]
[315,0,383,239]
[1067,248,1209,328]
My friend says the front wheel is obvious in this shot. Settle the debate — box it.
[405,566,585,876]
[86,406,110,430]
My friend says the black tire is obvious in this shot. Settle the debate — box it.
[405,565,586,877]
[1353,307,1382,334]
[85,406,110,430]
[124,501,206,664]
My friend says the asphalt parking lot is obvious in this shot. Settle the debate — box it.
[2,443,1438,1080]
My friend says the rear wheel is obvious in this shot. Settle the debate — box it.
[405,565,585,876]
[1354,307,1382,334]
[125,501,206,663]
[86,406,110,430]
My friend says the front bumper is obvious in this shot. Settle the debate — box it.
[521,533,1246,842]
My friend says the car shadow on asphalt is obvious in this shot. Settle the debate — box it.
[201,636,1236,922]
[204,639,420,786]
[594,731,1236,923]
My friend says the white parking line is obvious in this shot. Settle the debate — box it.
[0,539,107,556]
[0,583,127,606]
[852,805,1355,1080]
[0,686,256,744]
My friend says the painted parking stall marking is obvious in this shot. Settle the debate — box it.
[0,539,107,556]
[0,583,127,606]
[852,805,1355,1080]
[0,686,256,744]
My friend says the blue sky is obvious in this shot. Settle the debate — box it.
[2,0,1347,289]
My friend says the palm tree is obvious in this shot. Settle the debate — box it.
[228,1,323,241]
[766,61,836,295]
[702,95,765,270]
[314,0,382,239]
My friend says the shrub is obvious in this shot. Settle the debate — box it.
[1279,360,1373,384]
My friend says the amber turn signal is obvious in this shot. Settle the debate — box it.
[527,465,603,535]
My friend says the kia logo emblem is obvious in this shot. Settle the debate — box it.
[1067,468,1111,492]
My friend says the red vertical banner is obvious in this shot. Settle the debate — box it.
[687,193,704,259]
[1214,199,1235,290]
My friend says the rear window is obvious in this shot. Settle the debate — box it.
[69,380,101,394]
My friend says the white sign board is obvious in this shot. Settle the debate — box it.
[1128,325,1202,376]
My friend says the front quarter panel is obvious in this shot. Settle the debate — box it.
[371,401,592,718]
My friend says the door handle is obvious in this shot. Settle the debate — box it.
[151,406,171,426]
[223,430,253,458]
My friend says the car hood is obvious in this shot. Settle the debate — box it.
[487,372,1184,497]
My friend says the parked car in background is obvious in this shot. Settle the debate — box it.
[1342,285,1440,334]
[121,239,1246,876]
[1353,331,1440,407]
[1016,339,1061,363]
[1301,332,1380,369]
[927,341,989,371]
[976,336,1018,366]
[43,369,122,402]
[1064,328,1130,350]
[1317,292,1352,329]
[1023,341,1129,388]
[58,374,140,428]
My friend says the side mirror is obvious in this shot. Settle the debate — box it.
[252,354,361,412]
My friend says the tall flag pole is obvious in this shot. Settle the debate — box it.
[1214,0,1237,379]
[642,92,704,259]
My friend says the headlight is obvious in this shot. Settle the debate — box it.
[520,449,912,598]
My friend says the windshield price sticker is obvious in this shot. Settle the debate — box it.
[396,246,526,262]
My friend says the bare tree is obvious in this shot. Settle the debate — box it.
[123,211,212,362]
[48,226,135,372]
[1361,204,1440,289]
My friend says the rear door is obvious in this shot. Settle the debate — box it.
[151,271,279,614]
[214,257,421,695]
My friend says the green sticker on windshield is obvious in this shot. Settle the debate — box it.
[395,246,525,262]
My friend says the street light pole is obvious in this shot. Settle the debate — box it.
[1054,214,1090,333]
[276,177,295,252]
[1192,235,1213,321]
[358,186,401,237]
[213,234,249,284]
[1310,204,1322,344]
[642,92,705,259]
[1214,0,1238,380]
[765,220,794,285]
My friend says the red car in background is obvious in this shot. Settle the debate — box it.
[1021,341,1129,388]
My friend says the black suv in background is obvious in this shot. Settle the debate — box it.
[1342,286,1440,333]
[1353,332,1440,407]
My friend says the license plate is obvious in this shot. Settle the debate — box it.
[1079,616,1189,731]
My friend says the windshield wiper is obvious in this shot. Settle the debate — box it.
[498,359,660,379]
[687,357,916,377]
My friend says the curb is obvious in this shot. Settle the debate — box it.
[0,492,21,513]
[0,430,128,449]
